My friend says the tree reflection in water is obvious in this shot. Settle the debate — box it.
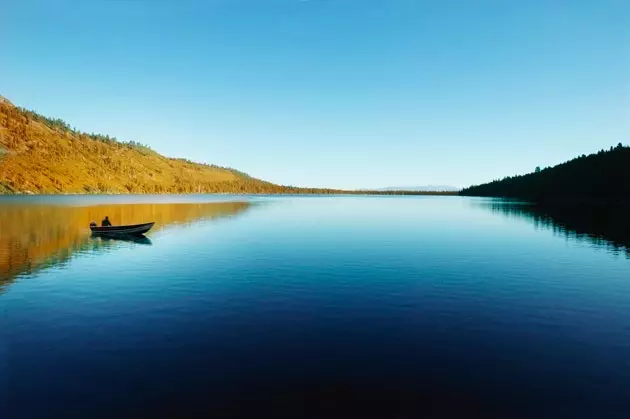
[479,199,630,258]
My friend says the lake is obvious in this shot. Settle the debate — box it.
[2,195,630,418]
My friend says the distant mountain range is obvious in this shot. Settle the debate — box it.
[378,185,460,192]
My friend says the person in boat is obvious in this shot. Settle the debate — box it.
[101,216,112,227]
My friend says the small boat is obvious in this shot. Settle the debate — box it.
[90,222,155,237]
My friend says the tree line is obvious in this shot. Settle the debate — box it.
[16,106,151,152]
[460,144,630,205]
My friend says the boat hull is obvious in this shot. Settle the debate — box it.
[90,222,155,237]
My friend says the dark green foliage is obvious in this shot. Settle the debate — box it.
[0,182,14,194]
[19,107,72,131]
[460,145,630,204]
[17,106,153,152]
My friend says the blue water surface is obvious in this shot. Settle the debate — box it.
[2,195,630,418]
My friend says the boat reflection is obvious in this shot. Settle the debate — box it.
[90,234,153,246]
[0,200,252,290]
[476,199,630,257]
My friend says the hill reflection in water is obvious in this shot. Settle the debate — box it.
[0,201,251,289]
[479,199,630,257]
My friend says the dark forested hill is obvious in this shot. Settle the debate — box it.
[460,144,630,204]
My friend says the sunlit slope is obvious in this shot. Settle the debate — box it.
[0,96,282,194]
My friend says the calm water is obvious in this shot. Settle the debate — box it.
[2,195,630,418]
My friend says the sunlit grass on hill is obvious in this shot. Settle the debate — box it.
[0,95,458,196]
[0,96,285,194]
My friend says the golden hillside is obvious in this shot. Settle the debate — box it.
[0,95,458,195]
[0,95,288,194]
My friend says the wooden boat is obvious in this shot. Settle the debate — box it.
[90,222,155,237]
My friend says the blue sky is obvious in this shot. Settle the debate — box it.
[2,0,629,189]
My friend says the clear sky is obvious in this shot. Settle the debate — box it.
[2,0,629,189]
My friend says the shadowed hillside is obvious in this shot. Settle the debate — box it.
[460,144,630,204]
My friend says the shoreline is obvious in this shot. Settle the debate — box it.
[0,190,460,197]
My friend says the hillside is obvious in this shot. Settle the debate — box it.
[0,96,298,194]
[460,144,630,204]
[0,96,458,195]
